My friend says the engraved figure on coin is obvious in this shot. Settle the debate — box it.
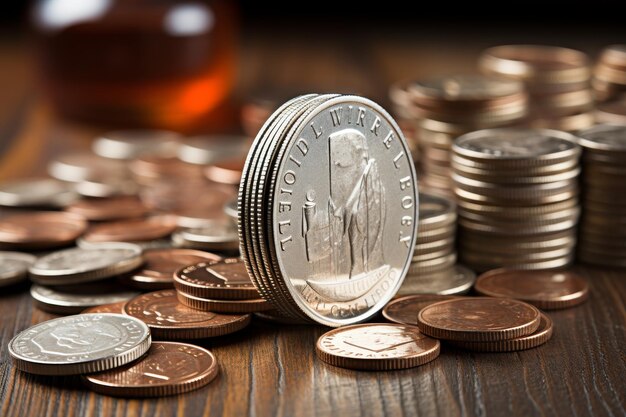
[342,327,422,353]
[36,322,121,354]
[302,128,388,301]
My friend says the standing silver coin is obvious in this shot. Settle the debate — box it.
[0,252,37,287]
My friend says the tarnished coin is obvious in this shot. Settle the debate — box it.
[127,249,221,290]
[31,283,139,315]
[82,215,178,243]
[176,290,271,314]
[82,301,128,314]
[29,243,143,285]
[65,196,149,221]
[474,269,588,309]
[93,129,181,160]
[124,290,251,339]
[399,265,476,296]
[83,341,218,397]
[316,323,440,370]
[382,295,462,325]
[0,212,87,250]
[172,220,239,252]
[417,297,541,342]
[0,251,36,287]
[0,178,77,208]
[8,313,151,375]
[174,258,258,300]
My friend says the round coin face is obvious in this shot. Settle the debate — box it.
[83,341,218,397]
[0,212,87,249]
[174,258,258,299]
[316,323,440,370]
[9,313,151,375]
[417,297,541,342]
[31,283,139,314]
[578,124,626,152]
[0,251,36,287]
[474,269,588,309]
[382,294,462,325]
[399,265,476,296]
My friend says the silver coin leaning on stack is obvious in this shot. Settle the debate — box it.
[451,128,581,272]
[593,45,626,102]
[389,75,527,197]
[577,124,626,268]
[238,94,419,326]
[398,192,476,296]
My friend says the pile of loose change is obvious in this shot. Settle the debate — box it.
[593,44,626,102]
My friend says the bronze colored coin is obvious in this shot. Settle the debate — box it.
[417,297,541,342]
[82,301,127,314]
[383,295,462,325]
[124,290,251,339]
[0,212,87,249]
[474,269,588,309]
[450,313,553,352]
[174,258,258,299]
[82,215,178,243]
[316,323,440,370]
[65,196,149,221]
[83,342,218,397]
[205,158,245,185]
[129,249,222,290]
[176,290,271,314]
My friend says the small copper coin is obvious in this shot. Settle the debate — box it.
[174,258,258,299]
[474,269,589,309]
[83,341,218,397]
[124,290,250,339]
[0,212,87,249]
[128,249,222,290]
[65,197,149,221]
[417,297,541,342]
[82,215,177,243]
[82,301,127,314]
[176,290,271,314]
[383,295,463,325]
[450,313,554,352]
[316,323,440,370]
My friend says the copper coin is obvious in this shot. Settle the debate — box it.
[474,269,589,309]
[417,297,541,342]
[174,258,258,300]
[176,290,271,314]
[450,313,554,352]
[0,212,87,249]
[204,158,244,185]
[316,323,440,370]
[83,342,218,397]
[82,215,178,243]
[65,197,149,221]
[82,301,127,314]
[383,295,463,325]
[128,249,222,290]
[124,290,250,339]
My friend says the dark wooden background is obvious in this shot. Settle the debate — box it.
[0,19,625,417]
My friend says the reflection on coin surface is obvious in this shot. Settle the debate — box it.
[475,269,589,309]
[382,295,463,325]
[174,258,258,299]
[0,252,36,287]
[0,178,77,208]
[31,283,139,314]
[399,265,475,296]
[93,129,181,160]
[83,301,128,314]
[9,313,151,375]
[316,323,439,370]
[0,212,87,250]
[83,341,218,397]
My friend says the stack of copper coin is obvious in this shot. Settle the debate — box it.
[390,75,527,196]
[452,128,581,272]
[577,124,626,268]
[479,45,595,132]
[593,45,626,102]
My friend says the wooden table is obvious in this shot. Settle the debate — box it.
[0,36,625,417]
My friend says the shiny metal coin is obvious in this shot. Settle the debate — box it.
[172,220,239,252]
[93,129,181,160]
[30,283,139,314]
[399,265,475,296]
[178,135,248,165]
[0,178,77,208]
[0,252,37,287]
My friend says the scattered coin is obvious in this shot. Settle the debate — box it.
[382,294,462,325]
[30,283,139,314]
[593,45,626,102]
[176,290,271,314]
[130,156,204,184]
[0,251,37,287]
[8,313,151,375]
[204,158,245,185]
[399,265,475,296]
[93,129,181,160]
[81,215,178,243]
[48,152,129,183]
[178,135,247,165]
[0,212,87,250]
[82,301,128,314]
[174,258,258,300]
[172,220,239,252]
[316,323,440,370]
[0,178,77,208]
[65,196,149,221]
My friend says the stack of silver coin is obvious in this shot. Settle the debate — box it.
[577,124,626,268]
[593,45,626,102]
[239,94,419,326]
[479,45,594,132]
[389,75,527,197]
[452,128,581,272]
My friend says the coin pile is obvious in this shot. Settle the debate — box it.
[451,128,581,272]
[479,45,595,132]
[577,124,626,268]
[239,93,419,326]
[389,75,527,196]
[595,100,626,125]
[593,45,626,102]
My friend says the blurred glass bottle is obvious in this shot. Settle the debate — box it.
[32,0,237,131]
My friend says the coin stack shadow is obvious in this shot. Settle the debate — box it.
[451,128,581,272]
[389,75,527,197]
[577,124,626,268]
[593,45,626,102]
[479,45,595,132]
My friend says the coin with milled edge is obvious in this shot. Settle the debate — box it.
[31,283,139,314]
[0,178,77,208]
[176,290,271,314]
[0,212,87,250]
[174,258,258,299]
[83,301,128,314]
[399,265,476,296]
[83,341,218,397]
[382,295,462,325]
[9,313,151,375]
[0,252,36,287]
[316,323,440,370]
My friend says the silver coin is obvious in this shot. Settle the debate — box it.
[419,192,456,230]
[74,177,139,198]
[8,313,151,375]
[0,251,37,287]
[399,265,476,296]
[93,129,182,160]
[172,221,239,252]
[0,178,78,208]
[30,283,139,314]
[178,135,248,165]
[29,243,144,285]
[77,237,173,251]
[48,153,129,182]
[578,124,626,152]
